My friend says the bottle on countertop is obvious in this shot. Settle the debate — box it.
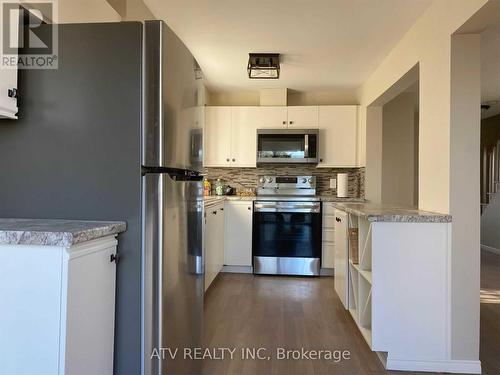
[203,178,211,196]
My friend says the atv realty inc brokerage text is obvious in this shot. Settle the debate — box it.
[151,347,352,362]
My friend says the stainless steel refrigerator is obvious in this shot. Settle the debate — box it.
[0,20,205,375]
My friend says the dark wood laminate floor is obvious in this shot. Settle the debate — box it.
[203,274,430,375]
[203,253,500,375]
[480,250,500,375]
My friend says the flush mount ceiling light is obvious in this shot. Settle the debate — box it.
[247,53,280,79]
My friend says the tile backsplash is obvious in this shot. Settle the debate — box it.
[204,166,365,198]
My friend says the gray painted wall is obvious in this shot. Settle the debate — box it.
[0,23,143,375]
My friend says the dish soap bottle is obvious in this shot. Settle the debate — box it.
[203,178,211,196]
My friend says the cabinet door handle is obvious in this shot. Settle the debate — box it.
[282,121,286,125]
[8,88,17,98]
[289,121,294,125]
[212,210,217,215]
[226,158,230,162]
[335,217,341,222]
[220,207,224,211]
[232,158,235,162]
[320,158,323,163]
[110,253,120,263]
[248,206,251,210]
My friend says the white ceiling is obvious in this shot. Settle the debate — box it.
[144,0,433,93]
[481,23,500,119]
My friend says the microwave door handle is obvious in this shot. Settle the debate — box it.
[304,134,309,158]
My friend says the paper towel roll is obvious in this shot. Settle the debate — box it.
[337,173,349,198]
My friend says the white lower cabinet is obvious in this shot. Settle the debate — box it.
[224,201,253,266]
[204,202,225,291]
[0,236,118,375]
[322,202,336,269]
[333,209,349,309]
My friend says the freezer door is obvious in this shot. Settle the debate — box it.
[142,20,205,171]
[142,172,204,375]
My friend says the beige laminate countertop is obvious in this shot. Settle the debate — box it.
[331,202,452,223]
[0,219,126,247]
[203,195,364,208]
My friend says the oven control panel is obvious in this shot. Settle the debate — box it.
[257,175,316,195]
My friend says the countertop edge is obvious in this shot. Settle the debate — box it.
[0,221,127,247]
[330,203,452,223]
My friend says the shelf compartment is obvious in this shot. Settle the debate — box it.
[350,259,372,284]
[357,217,372,271]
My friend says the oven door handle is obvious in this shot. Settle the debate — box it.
[304,134,309,158]
[254,202,321,213]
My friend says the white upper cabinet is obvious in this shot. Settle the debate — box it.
[204,105,358,168]
[224,201,253,266]
[204,106,257,167]
[255,106,287,128]
[230,107,257,167]
[287,106,319,129]
[0,8,19,119]
[0,68,18,119]
[318,105,357,167]
[204,107,232,166]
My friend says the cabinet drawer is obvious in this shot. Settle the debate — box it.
[323,228,335,242]
[322,203,336,215]
[322,215,336,228]
[322,242,335,268]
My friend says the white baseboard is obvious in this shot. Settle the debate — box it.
[385,358,481,374]
[481,244,500,255]
[320,268,334,276]
[221,265,253,274]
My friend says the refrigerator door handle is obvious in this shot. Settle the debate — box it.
[141,173,162,375]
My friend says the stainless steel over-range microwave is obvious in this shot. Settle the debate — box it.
[257,129,319,164]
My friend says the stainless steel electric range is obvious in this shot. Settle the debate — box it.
[252,175,322,276]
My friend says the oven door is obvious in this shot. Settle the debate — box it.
[252,201,322,275]
[257,129,318,164]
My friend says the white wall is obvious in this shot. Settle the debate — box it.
[123,0,155,21]
[450,33,481,360]
[364,106,382,202]
[59,0,121,23]
[358,0,488,213]
[381,92,417,206]
[207,89,358,106]
[357,0,488,362]
[482,195,500,251]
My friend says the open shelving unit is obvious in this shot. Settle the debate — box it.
[347,215,373,348]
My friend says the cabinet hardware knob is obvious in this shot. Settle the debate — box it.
[282,121,286,125]
[110,253,120,263]
[220,208,224,211]
[320,158,323,163]
[226,158,230,162]
[335,217,341,222]
[248,207,251,210]
[212,210,217,215]
[289,121,294,125]
[8,88,17,99]
[232,158,235,162]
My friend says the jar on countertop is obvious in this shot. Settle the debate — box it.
[215,179,224,196]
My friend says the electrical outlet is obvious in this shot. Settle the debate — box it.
[330,178,336,189]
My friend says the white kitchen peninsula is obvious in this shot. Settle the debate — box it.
[0,219,126,375]
[332,203,479,374]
